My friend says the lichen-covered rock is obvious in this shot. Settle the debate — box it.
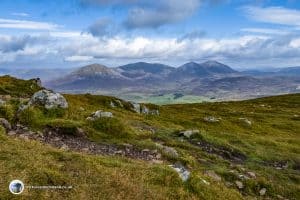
[29,90,68,109]
[87,110,113,120]
[0,118,11,131]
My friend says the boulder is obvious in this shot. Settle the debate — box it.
[28,90,68,109]
[0,118,11,131]
[110,101,116,108]
[179,129,199,138]
[169,163,190,182]
[87,110,113,120]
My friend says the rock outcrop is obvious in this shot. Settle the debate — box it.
[169,163,190,181]
[27,90,68,109]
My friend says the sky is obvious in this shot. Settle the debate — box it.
[0,0,300,69]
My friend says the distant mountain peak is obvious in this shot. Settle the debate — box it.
[201,60,223,66]
[72,63,117,76]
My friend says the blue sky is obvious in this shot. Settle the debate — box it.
[0,0,300,69]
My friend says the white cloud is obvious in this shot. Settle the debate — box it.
[1,32,300,68]
[243,6,300,27]
[0,18,59,30]
[241,28,291,35]
[11,12,29,17]
[65,55,94,62]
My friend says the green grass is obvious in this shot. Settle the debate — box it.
[0,76,299,199]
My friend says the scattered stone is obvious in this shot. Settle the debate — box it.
[32,78,42,87]
[115,100,123,107]
[28,90,68,109]
[246,171,256,179]
[0,118,11,131]
[259,188,267,196]
[60,144,69,150]
[0,99,6,106]
[110,101,116,108]
[235,181,244,189]
[169,163,190,182]
[201,178,210,185]
[79,107,85,111]
[19,134,29,140]
[204,116,220,123]
[131,102,141,113]
[239,118,252,126]
[179,129,199,138]
[204,170,222,182]
[156,143,178,158]
[7,131,16,136]
[87,110,113,120]
[141,105,149,114]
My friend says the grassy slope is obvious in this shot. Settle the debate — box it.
[0,76,299,199]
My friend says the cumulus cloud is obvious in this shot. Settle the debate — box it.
[243,6,300,27]
[124,0,201,29]
[2,31,300,68]
[87,18,117,37]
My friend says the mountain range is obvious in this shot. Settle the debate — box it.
[44,61,300,102]
[1,61,299,103]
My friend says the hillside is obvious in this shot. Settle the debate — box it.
[0,76,299,199]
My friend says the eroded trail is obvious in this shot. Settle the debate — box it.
[7,124,162,162]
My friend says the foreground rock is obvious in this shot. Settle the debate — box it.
[204,170,222,182]
[27,90,68,109]
[239,118,252,126]
[169,163,190,181]
[87,110,113,120]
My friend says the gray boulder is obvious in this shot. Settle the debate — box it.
[29,90,68,109]
[239,118,252,126]
[0,118,11,131]
[87,110,113,120]
[156,143,178,158]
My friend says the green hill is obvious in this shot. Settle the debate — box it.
[0,76,299,199]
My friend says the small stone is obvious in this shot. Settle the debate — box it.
[239,118,252,125]
[155,153,162,159]
[204,116,220,123]
[142,149,150,153]
[60,144,69,150]
[201,178,210,185]
[151,160,163,164]
[81,147,89,152]
[259,188,267,196]
[0,118,11,131]
[179,129,199,138]
[235,181,244,189]
[19,134,29,140]
[7,131,16,136]
[246,171,256,179]
[79,107,85,111]
[205,170,222,182]
[110,101,116,108]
